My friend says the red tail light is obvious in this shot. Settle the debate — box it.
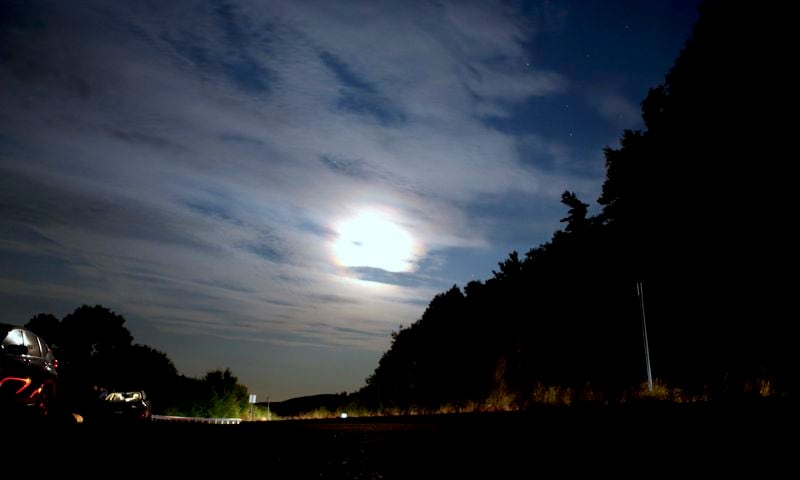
[0,376,32,395]
[29,385,44,399]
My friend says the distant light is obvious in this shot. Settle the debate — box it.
[340,412,348,419]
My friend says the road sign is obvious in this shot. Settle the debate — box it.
[248,394,257,404]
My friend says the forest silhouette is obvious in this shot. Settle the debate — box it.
[358,0,794,410]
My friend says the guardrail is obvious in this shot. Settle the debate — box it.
[152,415,242,424]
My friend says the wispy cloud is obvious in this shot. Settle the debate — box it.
[0,0,600,397]
[588,92,641,126]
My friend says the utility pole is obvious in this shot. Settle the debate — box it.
[637,281,654,392]
[248,394,256,421]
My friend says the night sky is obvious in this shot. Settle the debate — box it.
[0,0,698,401]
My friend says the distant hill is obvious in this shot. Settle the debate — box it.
[260,393,349,418]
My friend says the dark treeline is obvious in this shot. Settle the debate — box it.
[25,305,249,418]
[359,1,794,410]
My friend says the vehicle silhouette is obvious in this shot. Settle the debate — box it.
[100,390,152,421]
[1,323,58,418]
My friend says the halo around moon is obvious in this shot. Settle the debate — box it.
[333,211,416,272]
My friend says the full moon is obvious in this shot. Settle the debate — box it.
[334,211,415,272]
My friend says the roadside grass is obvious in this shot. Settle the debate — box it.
[265,377,782,420]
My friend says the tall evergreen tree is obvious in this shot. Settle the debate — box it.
[361,0,795,408]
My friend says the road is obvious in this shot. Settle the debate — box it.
[5,401,793,478]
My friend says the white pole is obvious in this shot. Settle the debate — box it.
[637,281,654,392]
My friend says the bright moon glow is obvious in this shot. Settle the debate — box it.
[334,212,415,272]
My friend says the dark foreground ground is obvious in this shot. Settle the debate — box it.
[4,400,794,478]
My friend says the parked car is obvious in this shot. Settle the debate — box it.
[101,390,152,421]
[0,323,58,418]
